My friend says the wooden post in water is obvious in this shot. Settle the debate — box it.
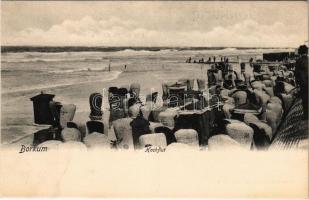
[108,60,111,72]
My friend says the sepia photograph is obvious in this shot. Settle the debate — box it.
[0,1,308,197]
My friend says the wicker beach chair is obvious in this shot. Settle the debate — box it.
[112,118,134,150]
[130,83,141,97]
[83,132,110,149]
[174,129,199,147]
[270,98,308,150]
[197,79,206,91]
[61,127,81,142]
[89,93,103,120]
[158,109,178,128]
[139,133,167,148]
[86,120,104,134]
[154,126,177,145]
[226,121,254,149]
[59,104,76,128]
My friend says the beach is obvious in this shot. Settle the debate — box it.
[1,47,295,146]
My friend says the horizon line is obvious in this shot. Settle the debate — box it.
[1,45,298,49]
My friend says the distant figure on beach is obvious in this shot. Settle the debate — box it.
[124,65,127,70]
[213,56,216,63]
[295,45,308,120]
[186,57,191,63]
[249,57,254,68]
[208,57,211,63]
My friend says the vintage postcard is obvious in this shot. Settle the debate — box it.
[0,1,308,198]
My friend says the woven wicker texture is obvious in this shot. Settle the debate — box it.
[226,121,254,149]
[251,121,273,140]
[270,98,308,150]
[174,129,199,147]
[243,113,260,124]
[269,96,282,105]
[266,102,283,119]
[265,110,280,133]
[232,90,247,106]
[254,90,270,106]
[61,127,81,142]
[281,93,294,112]
[263,87,274,97]
[284,82,295,93]
[251,81,265,91]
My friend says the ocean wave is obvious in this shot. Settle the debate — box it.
[1,57,105,63]
[49,67,106,74]
[2,71,122,95]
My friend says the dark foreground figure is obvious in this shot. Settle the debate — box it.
[295,45,308,120]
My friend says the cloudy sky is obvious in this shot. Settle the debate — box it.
[2,1,308,47]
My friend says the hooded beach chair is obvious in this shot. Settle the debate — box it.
[61,127,81,142]
[86,120,104,134]
[130,114,151,149]
[59,104,76,128]
[154,126,177,145]
[226,121,254,149]
[112,118,134,150]
[89,93,103,120]
[174,129,199,147]
[139,133,167,148]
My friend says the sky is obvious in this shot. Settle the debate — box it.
[1,1,308,47]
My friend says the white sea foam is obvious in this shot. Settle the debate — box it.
[2,71,122,94]
[48,66,106,74]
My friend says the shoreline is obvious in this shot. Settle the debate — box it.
[2,70,123,95]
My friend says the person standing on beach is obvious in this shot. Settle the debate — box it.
[249,58,254,68]
[295,45,308,120]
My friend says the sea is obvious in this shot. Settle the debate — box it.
[1,46,294,95]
